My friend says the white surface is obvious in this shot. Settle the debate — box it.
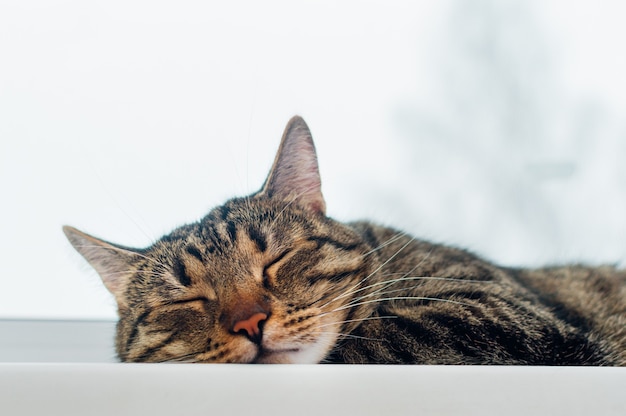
[1,364,624,416]
[2,321,624,415]
[0,320,116,363]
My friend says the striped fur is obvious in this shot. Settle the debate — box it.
[64,116,626,365]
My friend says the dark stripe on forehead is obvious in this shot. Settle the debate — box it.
[226,221,237,243]
[205,226,225,254]
[220,204,231,221]
[247,225,267,252]
[173,258,192,287]
[185,245,204,262]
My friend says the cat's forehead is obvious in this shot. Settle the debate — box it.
[202,196,315,232]
[153,196,315,254]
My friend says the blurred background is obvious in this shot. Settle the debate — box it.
[1,0,625,319]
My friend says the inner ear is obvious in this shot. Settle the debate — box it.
[260,116,326,214]
[63,225,139,307]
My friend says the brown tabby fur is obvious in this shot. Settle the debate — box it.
[64,116,626,365]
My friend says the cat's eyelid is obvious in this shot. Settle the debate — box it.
[264,250,291,270]
[262,249,291,287]
[170,296,210,306]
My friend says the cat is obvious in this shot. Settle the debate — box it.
[64,116,626,365]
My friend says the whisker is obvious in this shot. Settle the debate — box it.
[396,247,433,279]
[359,231,408,258]
[350,236,417,289]
[343,284,476,307]
[312,315,398,330]
[317,331,386,343]
[322,296,472,316]
[350,275,492,300]
[318,236,417,309]
[359,248,435,299]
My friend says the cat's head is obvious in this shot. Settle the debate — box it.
[64,116,378,363]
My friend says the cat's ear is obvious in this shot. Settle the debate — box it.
[63,225,138,307]
[260,116,326,214]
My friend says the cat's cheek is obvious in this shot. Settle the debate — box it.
[194,341,258,364]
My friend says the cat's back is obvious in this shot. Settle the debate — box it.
[514,265,626,364]
[344,221,626,365]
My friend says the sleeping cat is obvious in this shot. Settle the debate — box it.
[64,116,626,365]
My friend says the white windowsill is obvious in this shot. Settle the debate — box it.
[1,320,625,416]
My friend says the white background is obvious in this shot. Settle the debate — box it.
[1,0,625,319]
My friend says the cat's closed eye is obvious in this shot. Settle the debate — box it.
[171,297,210,306]
[262,251,291,287]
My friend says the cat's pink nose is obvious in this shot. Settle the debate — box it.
[232,312,268,344]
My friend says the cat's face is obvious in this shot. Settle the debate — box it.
[64,117,378,363]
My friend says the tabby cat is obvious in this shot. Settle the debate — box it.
[64,116,626,365]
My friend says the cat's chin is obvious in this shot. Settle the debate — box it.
[252,345,327,364]
[253,349,301,364]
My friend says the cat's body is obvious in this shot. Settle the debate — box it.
[327,222,626,364]
[64,116,626,365]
